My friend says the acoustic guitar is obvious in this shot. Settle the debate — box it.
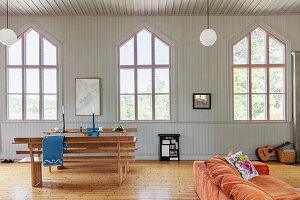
[256,142,291,161]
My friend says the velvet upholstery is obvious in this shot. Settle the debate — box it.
[250,175,300,200]
[218,173,273,200]
[193,161,232,200]
[194,160,300,200]
[204,156,273,200]
[204,156,241,186]
[250,161,269,175]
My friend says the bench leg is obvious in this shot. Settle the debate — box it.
[118,162,123,186]
[38,148,41,158]
[57,164,64,170]
[31,162,42,187]
[126,162,129,172]
[124,151,130,172]
[124,164,127,179]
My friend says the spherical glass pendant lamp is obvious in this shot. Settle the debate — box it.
[200,29,217,46]
[0,0,17,46]
[200,0,217,46]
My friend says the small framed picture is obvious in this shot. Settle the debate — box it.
[193,93,211,109]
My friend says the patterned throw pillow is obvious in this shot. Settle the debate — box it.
[225,151,259,181]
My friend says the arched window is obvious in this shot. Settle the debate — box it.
[118,27,171,121]
[232,26,286,121]
[6,28,58,121]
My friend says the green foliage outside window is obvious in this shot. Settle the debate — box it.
[233,27,285,121]
[120,78,170,120]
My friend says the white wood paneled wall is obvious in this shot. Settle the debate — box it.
[0,15,299,160]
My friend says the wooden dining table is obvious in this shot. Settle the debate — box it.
[42,128,138,173]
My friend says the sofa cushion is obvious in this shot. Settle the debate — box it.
[205,156,241,186]
[225,151,259,180]
[250,175,300,200]
[220,174,274,200]
[205,156,274,200]
[193,161,232,200]
[227,150,235,157]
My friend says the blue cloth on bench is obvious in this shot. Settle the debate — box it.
[42,135,67,167]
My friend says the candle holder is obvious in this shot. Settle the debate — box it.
[92,113,95,132]
[62,113,68,133]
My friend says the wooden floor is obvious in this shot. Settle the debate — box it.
[266,161,300,188]
[0,160,299,200]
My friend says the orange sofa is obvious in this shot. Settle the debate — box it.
[193,160,300,200]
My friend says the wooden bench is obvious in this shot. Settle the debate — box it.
[13,136,138,187]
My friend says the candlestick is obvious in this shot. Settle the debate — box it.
[62,113,68,132]
[92,113,95,132]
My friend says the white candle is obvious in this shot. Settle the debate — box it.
[62,106,65,114]
[92,105,95,114]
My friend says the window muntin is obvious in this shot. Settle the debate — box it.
[118,27,171,121]
[232,26,286,121]
[6,28,58,121]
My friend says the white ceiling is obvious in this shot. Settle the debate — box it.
[1,0,300,16]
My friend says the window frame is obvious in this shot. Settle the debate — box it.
[232,26,286,122]
[118,27,171,122]
[5,27,58,121]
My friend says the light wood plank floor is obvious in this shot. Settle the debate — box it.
[0,160,299,199]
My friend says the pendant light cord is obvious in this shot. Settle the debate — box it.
[207,0,210,141]
[207,0,209,29]
[6,0,8,29]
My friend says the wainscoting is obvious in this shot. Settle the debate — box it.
[0,121,292,160]
[0,15,299,159]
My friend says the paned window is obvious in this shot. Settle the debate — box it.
[233,26,286,121]
[6,28,58,121]
[118,27,171,121]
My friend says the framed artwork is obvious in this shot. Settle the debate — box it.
[193,93,211,109]
[75,78,101,116]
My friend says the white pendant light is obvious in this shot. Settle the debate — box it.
[0,0,17,46]
[200,0,217,46]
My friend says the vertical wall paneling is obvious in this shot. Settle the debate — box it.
[0,15,298,160]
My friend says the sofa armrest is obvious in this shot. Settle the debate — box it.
[252,161,269,175]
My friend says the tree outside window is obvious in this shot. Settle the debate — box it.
[6,28,58,121]
[233,26,286,121]
[118,27,171,121]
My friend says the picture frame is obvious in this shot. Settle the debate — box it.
[193,93,211,109]
[75,78,101,116]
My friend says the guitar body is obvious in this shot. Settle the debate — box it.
[256,142,291,161]
[257,145,276,161]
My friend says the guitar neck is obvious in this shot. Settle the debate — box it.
[274,142,291,150]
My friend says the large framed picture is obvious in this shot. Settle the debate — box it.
[75,78,101,116]
[193,93,211,109]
